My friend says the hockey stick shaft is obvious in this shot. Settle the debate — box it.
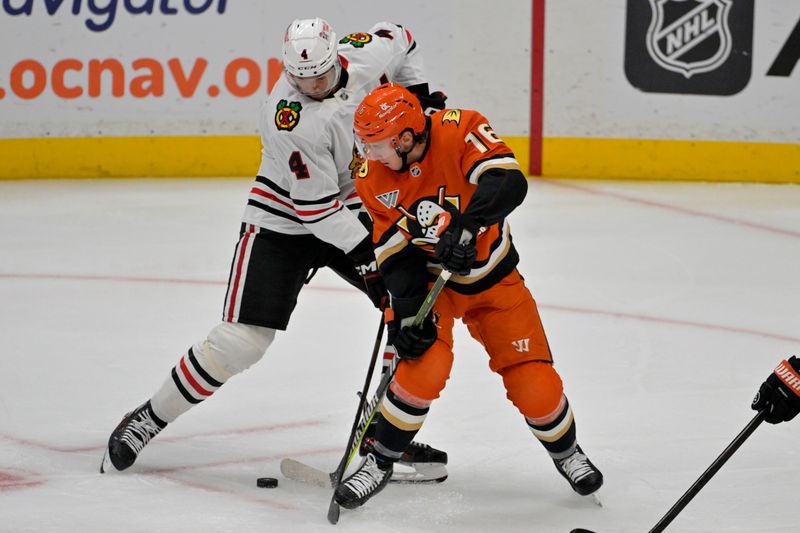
[327,270,452,524]
[648,409,766,533]
[327,314,385,524]
[341,268,452,472]
[412,270,452,326]
[341,357,397,471]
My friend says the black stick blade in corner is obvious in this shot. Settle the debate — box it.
[327,499,340,525]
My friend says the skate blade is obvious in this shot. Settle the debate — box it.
[589,491,603,507]
[390,462,448,484]
[100,451,112,474]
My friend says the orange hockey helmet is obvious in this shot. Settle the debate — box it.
[353,83,426,158]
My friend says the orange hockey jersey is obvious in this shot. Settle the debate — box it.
[355,108,523,296]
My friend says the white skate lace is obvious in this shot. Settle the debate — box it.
[559,451,594,483]
[120,409,162,454]
[344,455,386,498]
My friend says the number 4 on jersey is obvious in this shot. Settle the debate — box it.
[289,151,310,179]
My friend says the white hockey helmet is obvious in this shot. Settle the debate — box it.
[282,18,341,99]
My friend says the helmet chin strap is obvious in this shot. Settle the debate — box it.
[394,146,413,172]
[393,127,425,172]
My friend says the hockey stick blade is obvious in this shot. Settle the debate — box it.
[280,458,334,488]
[327,498,341,524]
[281,457,448,486]
[281,366,394,489]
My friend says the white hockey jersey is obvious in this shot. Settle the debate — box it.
[242,22,429,254]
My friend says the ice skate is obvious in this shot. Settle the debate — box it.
[334,453,393,509]
[361,422,448,483]
[100,400,167,473]
[554,445,603,496]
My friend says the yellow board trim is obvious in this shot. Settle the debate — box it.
[0,135,797,183]
[543,137,800,183]
[505,135,530,176]
[0,136,261,179]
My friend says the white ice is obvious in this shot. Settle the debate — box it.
[1,177,798,533]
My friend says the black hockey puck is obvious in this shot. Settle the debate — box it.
[257,477,278,488]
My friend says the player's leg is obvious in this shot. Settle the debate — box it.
[465,270,603,496]
[101,227,317,472]
[335,304,456,508]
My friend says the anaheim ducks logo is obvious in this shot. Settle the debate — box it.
[275,99,302,131]
[441,109,462,125]
[394,186,462,250]
[340,32,373,48]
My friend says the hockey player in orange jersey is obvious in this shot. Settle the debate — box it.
[334,83,604,510]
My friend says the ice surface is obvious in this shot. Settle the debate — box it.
[1,177,798,532]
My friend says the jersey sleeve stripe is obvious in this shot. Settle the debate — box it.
[300,204,346,224]
[250,187,294,209]
[250,182,346,218]
[295,200,342,216]
[255,175,291,197]
[247,199,302,224]
[255,174,340,206]
[292,192,340,206]
[466,156,521,185]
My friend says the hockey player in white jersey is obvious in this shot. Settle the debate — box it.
[100,18,447,481]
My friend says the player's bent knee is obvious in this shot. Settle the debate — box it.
[201,322,276,378]
[395,350,451,401]
[501,361,563,419]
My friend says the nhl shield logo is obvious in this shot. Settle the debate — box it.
[646,0,733,78]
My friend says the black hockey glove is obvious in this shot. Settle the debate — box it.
[434,212,477,276]
[348,236,388,310]
[418,91,447,116]
[387,295,438,360]
[406,83,447,116]
[752,356,800,424]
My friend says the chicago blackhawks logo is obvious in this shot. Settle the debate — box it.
[646,0,733,78]
[348,145,366,180]
[340,32,373,48]
[394,186,461,249]
[275,99,302,131]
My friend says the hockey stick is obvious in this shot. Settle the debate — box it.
[327,270,452,525]
[280,357,397,488]
[324,313,386,524]
[647,409,766,533]
[281,271,453,488]
[570,409,767,533]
